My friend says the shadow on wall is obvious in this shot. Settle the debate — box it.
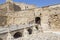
[13,32,22,39]
[0,16,7,26]
[13,4,21,11]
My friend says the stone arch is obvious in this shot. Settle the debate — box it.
[27,28,32,35]
[13,32,22,38]
[35,17,41,24]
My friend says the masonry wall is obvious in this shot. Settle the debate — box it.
[0,3,60,40]
[36,6,60,31]
[0,25,60,40]
[6,10,35,25]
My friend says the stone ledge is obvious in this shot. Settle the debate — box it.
[0,24,36,34]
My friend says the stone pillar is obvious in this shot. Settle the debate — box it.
[6,32,13,40]
[6,28,13,40]
[41,11,49,31]
[32,26,37,34]
[38,25,43,32]
[23,29,29,40]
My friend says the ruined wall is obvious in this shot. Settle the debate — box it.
[0,2,60,40]
[14,2,36,10]
[48,7,60,31]
[38,5,60,31]
[0,25,60,40]
[6,9,35,25]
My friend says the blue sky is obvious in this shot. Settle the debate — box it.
[0,0,60,7]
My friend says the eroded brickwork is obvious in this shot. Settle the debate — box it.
[0,0,60,40]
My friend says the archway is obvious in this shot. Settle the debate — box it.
[13,32,22,38]
[27,28,32,35]
[35,17,41,24]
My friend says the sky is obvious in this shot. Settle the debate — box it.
[0,0,60,7]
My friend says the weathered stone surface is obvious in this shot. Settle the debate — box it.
[0,0,60,40]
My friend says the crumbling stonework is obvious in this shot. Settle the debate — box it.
[0,0,60,40]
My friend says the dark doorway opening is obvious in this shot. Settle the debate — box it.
[13,32,22,38]
[27,28,32,35]
[35,17,41,24]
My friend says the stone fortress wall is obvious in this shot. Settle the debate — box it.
[0,0,60,40]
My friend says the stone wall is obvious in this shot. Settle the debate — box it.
[0,25,60,40]
[6,9,35,25]
[0,2,60,40]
